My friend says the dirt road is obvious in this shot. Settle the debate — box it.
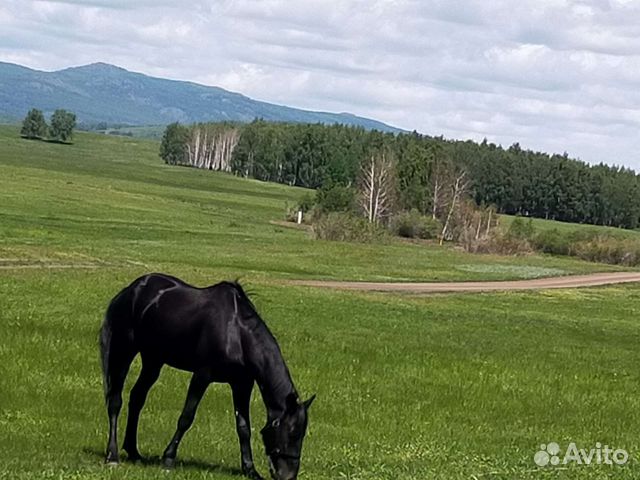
[289,271,640,293]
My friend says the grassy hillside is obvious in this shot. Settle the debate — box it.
[2,126,640,479]
[0,126,625,282]
[501,214,640,239]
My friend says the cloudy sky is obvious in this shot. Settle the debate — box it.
[1,0,639,167]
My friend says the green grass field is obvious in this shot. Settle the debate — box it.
[2,125,640,479]
[99,125,165,139]
[500,212,640,239]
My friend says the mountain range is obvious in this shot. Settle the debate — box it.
[0,62,400,132]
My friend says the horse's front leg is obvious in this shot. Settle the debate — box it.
[232,380,263,480]
[161,372,210,469]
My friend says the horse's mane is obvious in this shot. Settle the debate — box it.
[219,280,260,318]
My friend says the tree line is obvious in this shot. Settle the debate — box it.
[160,120,640,229]
[21,108,76,143]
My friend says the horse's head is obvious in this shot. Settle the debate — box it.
[261,393,316,480]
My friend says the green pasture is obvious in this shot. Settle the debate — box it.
[500,213,640,239]
[1,126,640,479]
[0,126,626,282]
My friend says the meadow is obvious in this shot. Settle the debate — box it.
[2,125,640,479]
[500,213,640,240]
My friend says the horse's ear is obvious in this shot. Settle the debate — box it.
[303,394,316,410]
[286,393,299,412]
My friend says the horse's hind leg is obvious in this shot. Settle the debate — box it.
[103,342,136,464]
[122,359,162,461]
[161,371,210,469]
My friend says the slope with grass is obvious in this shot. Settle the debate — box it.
[500,213,640,240]
[0,126,627,283]
[2,126,640,480]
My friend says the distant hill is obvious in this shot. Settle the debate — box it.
[0,62,401,132]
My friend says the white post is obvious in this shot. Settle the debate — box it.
[297,210,303,224]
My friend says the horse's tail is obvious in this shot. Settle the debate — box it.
[99,284,136,403]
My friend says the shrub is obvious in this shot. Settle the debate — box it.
[283,193,316,222]
[507,216,534,240]
[525,223,640,266]
[311,212,387,243]
[283,203,298,223]
[389,210,441,239]
[470,215,535,255]
[298,192,315,213]
[570,236,640,266]
[315,184,356,213]
[532,228,570,255]
[475,229,534,255]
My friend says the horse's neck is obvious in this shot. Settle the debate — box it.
[246,328,296,420]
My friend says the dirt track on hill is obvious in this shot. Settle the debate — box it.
[289,272,640,293]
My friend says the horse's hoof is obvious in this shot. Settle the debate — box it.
[162,457,175,470]
[105,453,119,466]
[243,467,264,480]
[126,452,143,463]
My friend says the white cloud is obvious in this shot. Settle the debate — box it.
[1,0,639,167]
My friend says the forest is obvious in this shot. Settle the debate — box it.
[160,120,640,230]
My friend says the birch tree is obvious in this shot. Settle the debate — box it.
[432,171,443,220]
[359,150,396,224]
[184,124,240,171]
[429,153,451,220]
[439,169,471,245]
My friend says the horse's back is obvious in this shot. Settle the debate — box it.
[122,273,245,374]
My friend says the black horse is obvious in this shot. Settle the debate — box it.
[99,273,315,480]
